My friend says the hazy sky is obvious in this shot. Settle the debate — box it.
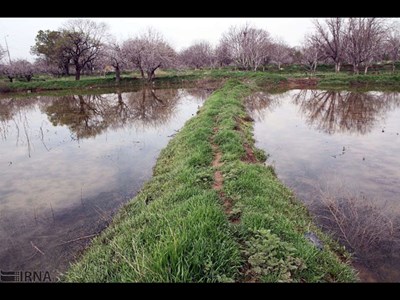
[0,18,316,62]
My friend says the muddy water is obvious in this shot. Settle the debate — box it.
[247,89,400,282]
[0,87,209,281]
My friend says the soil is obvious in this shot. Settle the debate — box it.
[242,143,257,163]
[211,129,237,222]
[283,77,320,89]
[211,125,258,282]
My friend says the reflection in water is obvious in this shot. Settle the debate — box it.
[293,90,400,135]
[248,89,400,282]
[45,89,181,140]
[0,97,38,123]
[248,90,400,136]
[0,87,207,280]
[185,87,214,101]
[245,91,286,121]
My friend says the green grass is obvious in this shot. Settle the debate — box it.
[2,68,400,95]
[64,79,357,282]
[4,76,140,91]
[317,72,400,87]
[204,80,355,282]
[64,81,240,282]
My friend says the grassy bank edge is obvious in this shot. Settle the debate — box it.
[64,79,357,282]
[2,69,400,95]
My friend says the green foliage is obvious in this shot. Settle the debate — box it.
[242,229,305,282]
[31,30,64,59]
[254,148,268,162]
[31,29,70,75]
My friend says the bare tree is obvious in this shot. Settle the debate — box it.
[61,19,109,80]
[384,21,400,72]
[300,35,325,75]
[2,62,17,82]
[34,57,64,77]
[179,41,214,69]
[312,18,347,72]
[122,29,176,82]
[222,24,273,71]
[100,40,127,83]
[271,38,292,70]
[13,59,35,81]
[344,18,386,74]
[1,59,35,82]
[215,40,232,68]
[122,39,143,77]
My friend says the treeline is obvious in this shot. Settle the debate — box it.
[0,18,399,83]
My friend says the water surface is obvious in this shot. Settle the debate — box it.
[248,89,400,282]
[0,87,208,280]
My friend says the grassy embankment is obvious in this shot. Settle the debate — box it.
[2,69,400,94]
[65,79,357,282]
[0,75,138,93]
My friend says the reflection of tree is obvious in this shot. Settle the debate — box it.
[0,97,43,144]
[245,89,400,135]
[46,94,112,139]
[0,97,38,123]
[123,88,179,128]
[44,88,180,139]
[0,99,16,123]
[245,91,286,121]
[293,90,400,135]
[184,88,213,102]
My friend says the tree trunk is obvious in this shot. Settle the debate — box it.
[8,76,13,83]
[335,62,341,73]
[139,68,145,79]
[75,65,81,81]
[278,62,281,70]
[117,92,123,105]
[141,89,146,119]
[312,62,318,75]
[26,75,32,82]
[62,62,70,76]
[353,64,359,74]
[392,62,396,73]
[147,65,160,82]
[147,71,155,82]
[78,95,85,114]
[364,65,369,74]
[115,66,121,83]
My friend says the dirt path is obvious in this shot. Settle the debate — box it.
[211,144,223,191]
[211,128,239,224]
[211,125,257,282]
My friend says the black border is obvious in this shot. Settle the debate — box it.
[0,4,398,17]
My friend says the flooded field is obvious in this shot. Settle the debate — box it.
[0,87,209,281]
[248,89,400,282]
